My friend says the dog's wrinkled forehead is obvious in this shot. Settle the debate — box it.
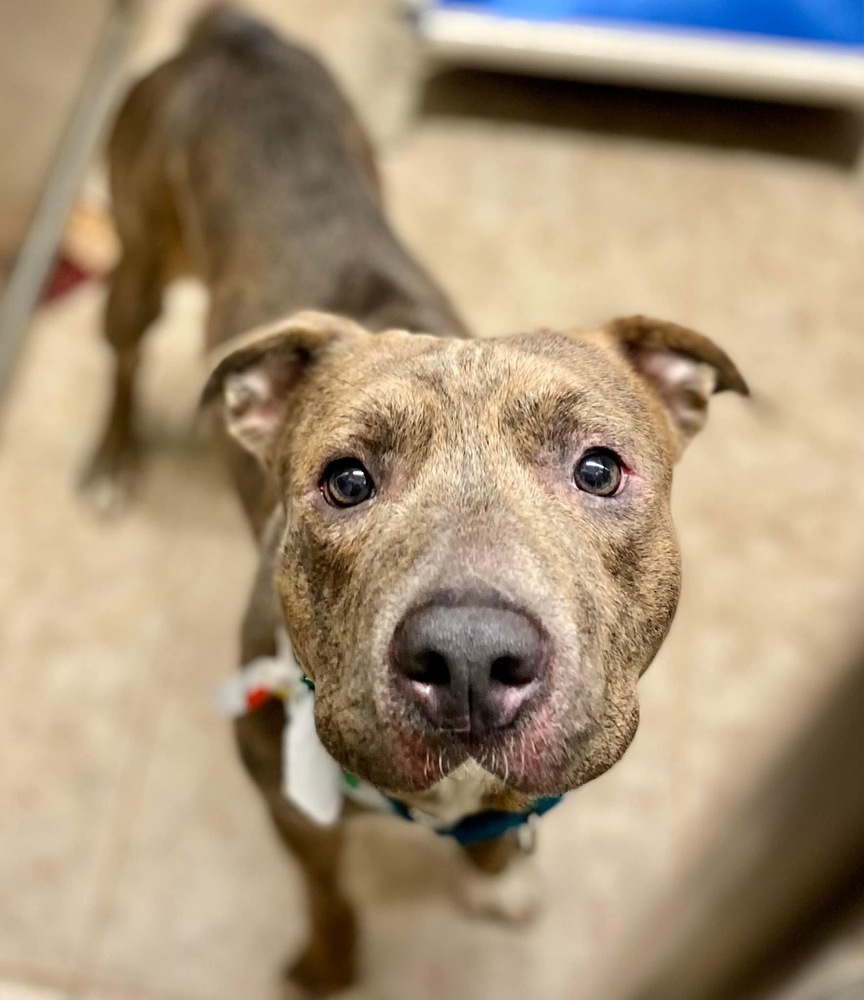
[203,310,746,478]
[280,331,667,483]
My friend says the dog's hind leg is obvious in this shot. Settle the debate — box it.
[80,62,186,514]
[79,242,166,514]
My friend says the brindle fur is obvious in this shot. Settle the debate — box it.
[82,6,467,529]
[86,8,746,995]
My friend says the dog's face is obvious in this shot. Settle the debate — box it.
[205,312,746,798]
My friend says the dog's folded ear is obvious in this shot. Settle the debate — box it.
[602,315,748,451]
[201,310,366,460]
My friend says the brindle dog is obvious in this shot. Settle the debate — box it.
[84,7,747,995]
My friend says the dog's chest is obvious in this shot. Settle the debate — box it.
[398,761,502,827]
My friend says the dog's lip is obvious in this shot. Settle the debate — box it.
[410,688,472,734]
[380,690,573,795]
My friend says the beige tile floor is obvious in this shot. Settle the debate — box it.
[2,2,863,999]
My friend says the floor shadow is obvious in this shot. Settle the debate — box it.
[419,67,864,167]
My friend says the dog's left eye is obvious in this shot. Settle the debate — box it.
[321,459,374,508]
[573,448,623,497]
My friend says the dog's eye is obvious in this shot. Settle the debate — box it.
[573,449,623,497]
[321,458,374,508]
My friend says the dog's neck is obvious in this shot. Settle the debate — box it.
[396,761,534,823]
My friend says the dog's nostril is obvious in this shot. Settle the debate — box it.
[490,655,535,687]
[407,650,450,686]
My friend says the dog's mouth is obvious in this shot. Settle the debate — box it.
[323,591,608,796]
[377,692,574,797]
[329,641,627,799]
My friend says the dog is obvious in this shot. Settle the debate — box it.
[83,7,747,995]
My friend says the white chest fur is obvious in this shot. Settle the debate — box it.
[399,760,501,827]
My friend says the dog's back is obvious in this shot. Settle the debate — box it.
[83,5,466,518]
[108,5,467,344]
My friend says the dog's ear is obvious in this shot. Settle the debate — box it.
[602,315,748,450]
[201,310,366,459]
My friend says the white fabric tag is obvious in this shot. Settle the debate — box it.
[214,630,346,826]
[282,685,344,825]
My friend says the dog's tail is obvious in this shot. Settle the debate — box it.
[183,4,280,57]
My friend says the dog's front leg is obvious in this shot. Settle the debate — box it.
[267,795,356,997]
[459,832,543,925]
[236,705,357,996]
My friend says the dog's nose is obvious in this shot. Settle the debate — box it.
[391,599,546,735]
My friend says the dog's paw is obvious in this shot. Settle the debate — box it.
[459,851,543,925]
[78,435,141,518]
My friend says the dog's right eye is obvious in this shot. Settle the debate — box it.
[573,448,623,497]
[321,458,374,508]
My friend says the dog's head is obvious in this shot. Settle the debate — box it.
[204,311,746,798]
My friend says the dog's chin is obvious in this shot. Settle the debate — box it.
[338,687,632,797]
[376,730,469,795]
[339,722,619,799]
[371,714,596,799]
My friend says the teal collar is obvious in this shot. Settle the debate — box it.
[387,793,563,845]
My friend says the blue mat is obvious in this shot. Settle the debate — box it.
[434,0,864,47]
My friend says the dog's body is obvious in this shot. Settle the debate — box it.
[85,7,468,530]
[86,8,747,995]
